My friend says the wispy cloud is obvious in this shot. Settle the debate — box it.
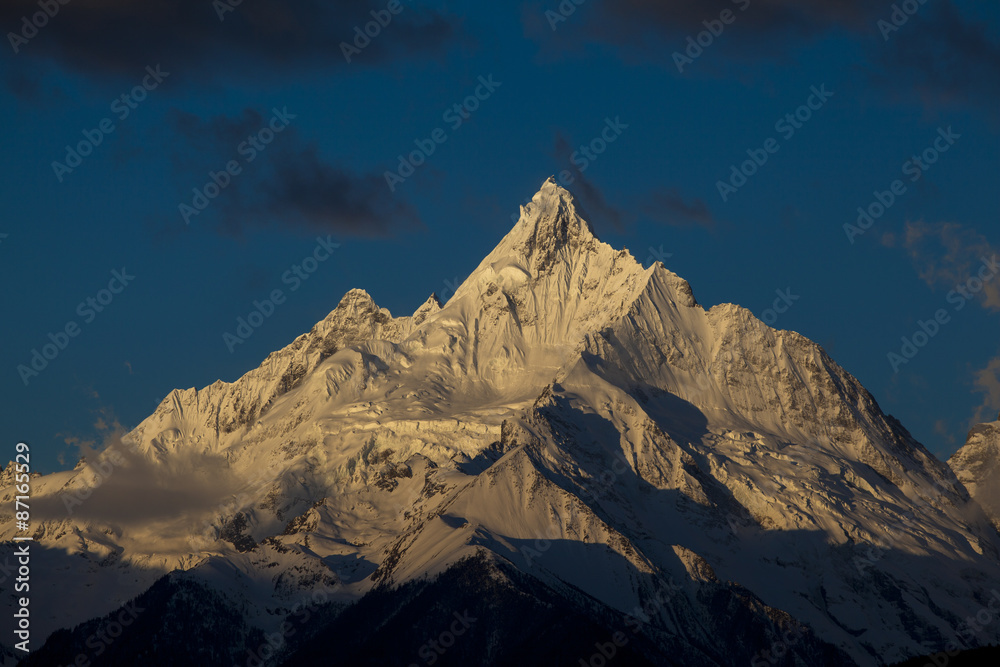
[890,221,1000,312]
[46,402,257,525]
[933,418,957,447]
[972,357,1000,425]
[889,221,1000,427]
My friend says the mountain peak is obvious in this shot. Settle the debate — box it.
[14,178,1000,667]
[506,178,597,272]
[337,288,378,310]
[412,293,443,326]
[538,174,564,191]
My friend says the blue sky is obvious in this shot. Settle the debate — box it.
[2,0,999,472]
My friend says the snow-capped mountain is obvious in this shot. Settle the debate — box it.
[951,415,1000,531]
[4,179,1000,666]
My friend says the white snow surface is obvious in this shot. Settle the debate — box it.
[2,178,1000,665]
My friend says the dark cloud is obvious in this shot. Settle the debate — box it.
[872,3,1000,114]
[590,0,874,37]
[2,0,461,84]
[260,145,422,236]
[523,0,877,57]
[642,187,716,230]
[169,107,422,238]
[524,0,1000,114]
[551,131,627,233]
